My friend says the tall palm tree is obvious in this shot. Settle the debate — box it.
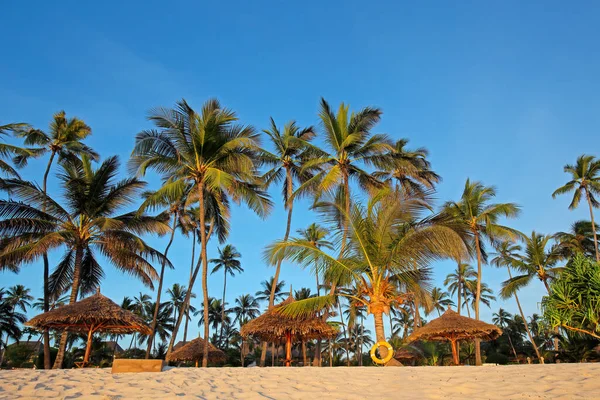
[232,294,260,325]
[5,285,33,313]
[491,240,543,362]
[427,287,455,316]
[195,298,231,338]
[443,179,520,365]
[296,223,333,296]
[373,138,441,199]
[0,123,41,179]
[15,112,97,369]
[260,118,316,366]
[0,156,169,368]
[444,262,476,315]
[0,289,27,365]
[130,98,272,367]
[255,277,287,304]
[166,284,188,326]
[267,190,468,361]
[492,308,518,359]
[138,301,174,352]
[552,154,600,261]
[210,244,243,346]
[554,220,599,260]
[294,287,315,366]
[462,281,495,315]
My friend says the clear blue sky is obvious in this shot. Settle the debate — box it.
[1,1,599,342]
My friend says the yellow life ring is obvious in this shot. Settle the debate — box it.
[370,341,394,365]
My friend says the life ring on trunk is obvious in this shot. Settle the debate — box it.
[370,341,394,365]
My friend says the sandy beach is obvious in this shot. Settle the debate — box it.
[1,364,599,400]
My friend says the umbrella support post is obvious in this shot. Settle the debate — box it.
[450,339,459,366]
[285,332,292,367]
[83,324,95,366]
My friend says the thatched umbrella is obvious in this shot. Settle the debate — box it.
[26,290,150,366]
[166,337,226,366]
[406,308,502,365]
[240,295,337,366]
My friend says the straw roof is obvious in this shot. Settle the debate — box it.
[26,291,151,335]
[406,309,501,343]
[166,337,226,363]
[394,348,420,361]
[240,296,337,342]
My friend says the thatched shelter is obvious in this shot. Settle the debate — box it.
[406,308,501,365]
[167,337,226,366]
[26,290,150,366]
[240,295,337,366]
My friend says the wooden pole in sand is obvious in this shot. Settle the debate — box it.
[83,324,95,364]
[285,332,292,367]
[450,338,459,366]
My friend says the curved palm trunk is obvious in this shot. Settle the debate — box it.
[508,267,543,363]
[261,169,294,367]
[373,311,389,360]
[359,316,364,366]
[145,215,177,359]
[473,232,483,366]
[585,189,600,262]
[219,271,227,347]
[53,246,83,369]
[197,183,211,368]
[42,151,56,369]
[183,230,196,344]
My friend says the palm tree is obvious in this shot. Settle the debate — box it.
[210,244,243,346]
[298,99,392,262]
[0,156,169,368]
[443,179,520,365]
[552,154,600,261]
[33,294,68,311]
[232,294,260,326]
[127,293,152,350]
[166,284,188,326]
[554,220,599,260]
[427,287,455,316]
[462,281,495,315]
[195,298,231,339]
[492,308,518,359]
[296,223,333,296]
[5,285,33,314]
[267,190,468,361]
[130,98,272,367]
[444,263,476,315]
[491,240,543,362]
[138,301,174,353]
[373,138,441,199]
[0,289,27,365]
[15,112,97,369]
[293,287,315,365]
[0,123,41,179]
[255,277,287,304]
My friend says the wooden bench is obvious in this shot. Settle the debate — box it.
[111,359,165,373]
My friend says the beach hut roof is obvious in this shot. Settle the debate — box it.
[240,296,337,342]
[26,291,151,335]
[166,337,226,363]
[406,308,501,343]
[394,348,420,361]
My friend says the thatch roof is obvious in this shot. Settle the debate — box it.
[394,348,420,360]
[240,296,337,342]
[406,309,501,343]
[166,337,226,363]
[26,291,151,335]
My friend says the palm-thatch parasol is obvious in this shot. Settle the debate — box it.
[166,337,226,366]
[406,308,502,365]
[240,295,337,366]
[26,290,150,366]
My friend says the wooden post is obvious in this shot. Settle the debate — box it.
[83,325,94,365]
[450,339,459,366]
[285,332,292,367]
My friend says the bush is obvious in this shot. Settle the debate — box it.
[485,352,509,365]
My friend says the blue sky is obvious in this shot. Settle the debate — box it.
[1,1,599,342]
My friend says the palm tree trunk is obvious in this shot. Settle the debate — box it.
[145,215,177,359]
[508,267,543,363]
[219,271,227,347]
[53,245,84,369]
[541,278,559,352]
[183,230,196,344]
[313,269,321,367]
[585,189,600,262]
[42,151,55,369]
[338,302,351,366]
[473,232,483,366]
[457,278,462,315]
[413,297,422,328]
[373,311,389,360]
[197,183,211,368]
[261,169,294,367]
[302,341,307,366]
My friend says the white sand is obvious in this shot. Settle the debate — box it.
[1,364,599,400]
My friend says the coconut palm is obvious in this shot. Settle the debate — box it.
[166,284,189,326]
[195,298,231,339]
[255,277,287,304]
[491,240,544,362]
[552,154,600,261]
[0,289,27,365]
[373,138,441,199]
[296,223,334,296]
[267,190,468,361]
[443,262,476,315]
[130,98,272,366]
[462,281,495,316]
[33,294,68,311]
[427,287,455,317]
[0,156,169,368]
[210,244,243,346]
[0,123,41,179]
[4,285,33,313]
[492,308,518,359]
[15,112,97,369]
[442,179,521,365]
[138,301,174,352]
[554,220,599,260]
[232,294,260,326]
